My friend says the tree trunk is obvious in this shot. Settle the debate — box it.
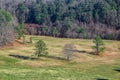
[23,36,26,44]
[53,34,56,37]
[67,56,70,61]
[96,42,99,55]
[30,37,32,43]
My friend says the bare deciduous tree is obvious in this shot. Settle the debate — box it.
[62,44,76,61]
[0,9,15,47]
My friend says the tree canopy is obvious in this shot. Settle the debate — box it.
[0,10,12,25]
[0,0,120,40]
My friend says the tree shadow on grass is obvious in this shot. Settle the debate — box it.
[96,78,109,80]
[72,50,87,53]
[9,54,37,60]
[114,69,120,72]
[73,50,95,55]
[9,54,67,61]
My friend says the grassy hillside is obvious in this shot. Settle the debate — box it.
[0,36,120,80]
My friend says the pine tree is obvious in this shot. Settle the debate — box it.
[92,36,105,55]
[15,23,27,44]
[51,27,59,37]
[34,40,48,58]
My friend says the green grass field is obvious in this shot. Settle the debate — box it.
[0,36,120,80]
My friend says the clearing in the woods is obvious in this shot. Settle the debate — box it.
[0,36,120,80]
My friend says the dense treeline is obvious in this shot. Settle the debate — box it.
[0,0,120,40]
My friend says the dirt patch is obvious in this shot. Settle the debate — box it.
[0,39,25,49]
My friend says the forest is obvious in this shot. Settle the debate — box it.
[0,0,120,46]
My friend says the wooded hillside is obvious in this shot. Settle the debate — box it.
[0,0,120,40]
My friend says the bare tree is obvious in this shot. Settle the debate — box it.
[62,44,76,61]
[0,9,15,47]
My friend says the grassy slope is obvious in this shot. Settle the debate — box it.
[0,36,120,80]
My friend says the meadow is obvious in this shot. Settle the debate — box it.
[0,36,120,80]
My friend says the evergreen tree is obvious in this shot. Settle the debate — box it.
[33,2,48,24]
[76,27,86,38]
[92,36,105,55]
[15,23,27,44]
[34,40,48,58]
[16,3,28,23]
[51,27,59,37]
